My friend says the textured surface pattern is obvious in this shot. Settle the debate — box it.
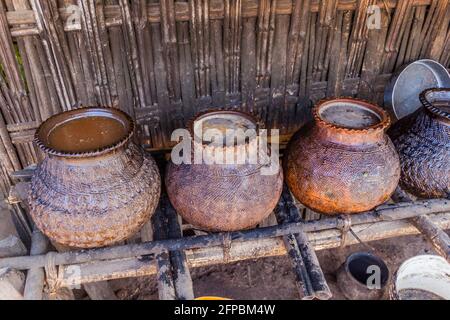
[166,161,283,231]
[29,143,161,248]
[389,110,450,199]
[285,99,400,215]
[166,110,283,232]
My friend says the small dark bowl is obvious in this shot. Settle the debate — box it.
[337,252,389,300]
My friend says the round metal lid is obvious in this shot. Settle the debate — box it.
[384,59,450,121]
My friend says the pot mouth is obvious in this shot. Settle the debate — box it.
[314,98,390,132]
[345,252,389,288]
[189,110,260,147]
[35,106,134,158]
[420,88,450,121]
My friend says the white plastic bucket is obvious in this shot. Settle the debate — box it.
[391,255,450,300]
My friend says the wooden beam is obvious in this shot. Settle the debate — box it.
[47,211,450,288]
[6,0,433,37]
[0,198,449,271]
[23,229,48,300]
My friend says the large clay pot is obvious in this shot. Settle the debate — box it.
[285,98,400,215]
[166,110,283,232]
[389,88,450,199]
[29,107,161,248]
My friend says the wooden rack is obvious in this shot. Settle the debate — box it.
[0,166,449,300]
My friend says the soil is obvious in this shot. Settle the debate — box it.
[110,232,445,300]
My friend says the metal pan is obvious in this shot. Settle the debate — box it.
[384,59,450,121]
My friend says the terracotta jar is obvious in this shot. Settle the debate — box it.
[29,107,161,248]
[285,98,400,215]
[389,88,450,199]
[166,110,283,231]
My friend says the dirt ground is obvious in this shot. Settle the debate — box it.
[110,232,446,300]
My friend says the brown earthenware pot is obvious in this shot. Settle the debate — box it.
[29,107,161,248]
[285,98,400,215]
[166,110,283,232]
[389,88,450,199]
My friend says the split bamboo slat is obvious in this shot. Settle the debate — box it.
[0,0,449,197]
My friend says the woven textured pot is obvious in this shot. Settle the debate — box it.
[166,110,283,232]
[389,88,450,199]
[29,107,161,248]
[285,98,400,215]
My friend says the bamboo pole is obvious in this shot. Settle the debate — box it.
[1,198,449,271]
[152,202,176,300]
[23,228,48,300]
[27,211,450,288]
[392,187,450,262]
[274,185,331,300]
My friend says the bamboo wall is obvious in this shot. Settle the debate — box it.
[0,0,449,196]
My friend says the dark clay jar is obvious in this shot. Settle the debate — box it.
[285,98,400,215]
[166,110,283,232]
[389,88,450,199]
[29,107,161,248]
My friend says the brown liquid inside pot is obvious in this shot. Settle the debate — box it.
[48,116,127,153]
[319,102,381,129]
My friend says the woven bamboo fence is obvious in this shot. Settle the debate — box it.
[0,0,449,197]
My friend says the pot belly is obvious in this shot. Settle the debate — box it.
[286,141,400,215]
[166,163,283,231]
[29,154,161,248]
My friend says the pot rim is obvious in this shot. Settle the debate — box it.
[420,88,450,121]
[35,106,135,158]
[313,97,391,133]
[187,109,264,147]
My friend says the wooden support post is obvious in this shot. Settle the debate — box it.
[165,198,195,300]
[275,185,331,300]
[23,228,49,300]
[152,203,176,300]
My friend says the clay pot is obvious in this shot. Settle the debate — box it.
[336,252,389,300]
[285,98,400,215]
[166,110,283,232]
[29,107,161,248]
[389,88,450,199]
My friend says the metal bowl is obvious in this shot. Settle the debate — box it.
[384,59,450,121]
